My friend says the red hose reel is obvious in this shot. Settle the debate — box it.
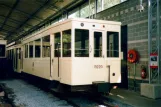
[127,49,139,63]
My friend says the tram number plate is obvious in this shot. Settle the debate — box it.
[94,65,103,69]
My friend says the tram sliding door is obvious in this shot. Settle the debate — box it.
[106,31,121,83]
[16,48,21,73]
[53,32,61,81]
[91,30,109,82]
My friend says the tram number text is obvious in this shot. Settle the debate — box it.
[94,65,103,69]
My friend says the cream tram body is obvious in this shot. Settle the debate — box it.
[6,43,22,73]
[10,18,121,91]
[0,40,6,58]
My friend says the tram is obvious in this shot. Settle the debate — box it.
[7,18,121,92]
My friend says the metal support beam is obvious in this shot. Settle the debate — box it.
[0,15,32,27]
[8,0,86,42]
[0,0,20,31]
[0,21,17,29]
[0,4,43,21]
[148,0,160,83]
[8,0,51,37]
[1,29,14,34]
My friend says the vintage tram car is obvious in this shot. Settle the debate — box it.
[6,18,121,92]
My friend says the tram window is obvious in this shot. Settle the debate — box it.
[94,32,102,57]
[75,29,89,57]
[25,44,28,58]
[15,48,18,69]
[0,44,5,57]
[11,49,14,60]
[42,35,50,57]
[29,42,33,58]
[63,29,71,57]
[10,50,11,59]
[107,32,119,57]
[35,39,41,58]
[7,50,9,59]
[9,50,11,59]
[54,32,61,57]
[18,48,21,59]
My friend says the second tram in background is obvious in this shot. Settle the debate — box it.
[0,40,8,78]
[6,18,121,92]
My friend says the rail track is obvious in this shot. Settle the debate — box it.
[0,76,118,107]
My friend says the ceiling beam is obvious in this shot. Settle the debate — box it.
[0,3,43,21]
[1,28,14,34]
[10,0,85,42]
[0,21,17,28]
[8,0,51,37]
[0,0,20,32]
[0,15,33,27]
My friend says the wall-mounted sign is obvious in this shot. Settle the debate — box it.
[150,53,158,68]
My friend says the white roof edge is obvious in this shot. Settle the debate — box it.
[6,41,15,47]
[22,18,121,41]
[0,40,7,45]
[69,18,121,25]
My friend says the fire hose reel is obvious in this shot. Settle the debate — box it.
[127,49,139,63]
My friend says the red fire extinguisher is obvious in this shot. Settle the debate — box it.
[141,65,146,79]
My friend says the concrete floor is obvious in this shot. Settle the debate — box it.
[104,88,161,107]
[0,79,73,107]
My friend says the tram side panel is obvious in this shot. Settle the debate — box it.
[22,20,73,81]
[52,21,73,84]
[106,25,121,83]
[70,20,121,86]
[0,42,7,78]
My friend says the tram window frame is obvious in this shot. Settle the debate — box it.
[15,48,18,69]
[0,44,5,57]
[35,39,41,58]
[18,48,21,59]
[94,32,102,57]
[42,35,50,58]
[54,32,61,57]
[107,31,119,57]
[62,29,71,57]
[29,42,33,58]
[75,29,89,57]
[25,44,28,58]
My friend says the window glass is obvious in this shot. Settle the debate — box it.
[7,50,10,59]
[42,35,50,57]
[90,0,95,15]
[29,42,33,58]
[18,48,21,59]
[9,50,11,59]
[62,30,71,57]
[97,0,102,12]
[107,32,119,57]
[104,0,120,9]
[25,44,28,58]
[54,32,61,57]
[35,39,41,58]
[0,44,5,57]
[15,48,18,69]
[94,32,102,57]
[75,29,89,57]
[80,3,89,18]
[68,8,80,18]
[11,49,14,60]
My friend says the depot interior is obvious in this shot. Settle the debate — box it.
[0,0,161,99]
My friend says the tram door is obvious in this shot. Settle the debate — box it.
[53,32,61,81]
[106,31,121,83]
[91,30,108,82]
[17,48,21,73]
